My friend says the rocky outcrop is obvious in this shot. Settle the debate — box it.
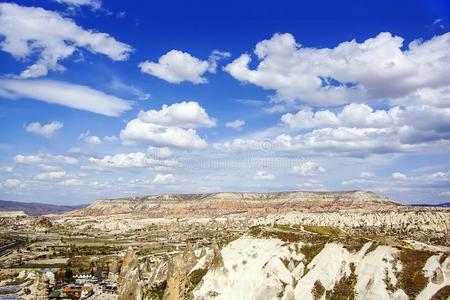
[19,271,49,300]
[118,267,144,300]
[117,247,144,300]
[193,237,450,300]
[417,254,450,300]
[164,245,200,300]
[117,247,139,289]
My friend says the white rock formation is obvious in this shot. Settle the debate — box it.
[193,237,442,300]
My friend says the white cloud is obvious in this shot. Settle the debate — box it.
[0,79,132,116]
[79,131,102,145]
[0,3,132,78]
[147,147,172,159]
[57,178,83,186]
[121,101,214,150]
[0,178,24,189]
[120,119,208,150]
[85,136,102,145]
[138,101,216,128]
[14,153,78,165]
[360,171,376,178]
[87,152,178,169]
[214,125,432,157]
[52,0,101,10]
[139,50,209,84]
[139,49,229,84]
[393,86,450,109]
[39,164,62,171]
[281,104,400,129]
[152,173,176,184]
[110,78,150,101]
[225,119,245,130]
[103,135,118,143]
[253,170,275,180]
[0,166,13,173]
[225,32,450,106]
[282,103,450,147]
[89,181,112,189]
[296,179,326,191]
[207,50,231,73]
[25,121,63,138]
[34,171,66,180]
[391,172,408,180]
[342,171,450,193]
[213,138,264,153]
[291,161,325,176]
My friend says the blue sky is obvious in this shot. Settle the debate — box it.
[0,0,450,204]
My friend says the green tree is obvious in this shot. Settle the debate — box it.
[64,269,74,282]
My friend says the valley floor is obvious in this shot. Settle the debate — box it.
[0,208,449,299]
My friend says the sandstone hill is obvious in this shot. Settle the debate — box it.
[68,190,400,217]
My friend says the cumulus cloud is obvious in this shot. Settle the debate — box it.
[0,79,132,116]
[207,50,231,73]
[342,171,450,193]
[213,126,433,157]
[57,178,83,186]
[296,179,326,191]
[120,119,208,150]
[121,101,214,150]
[0,178,25,189]
[291,161,325,176]
[360,171,376,178]
[253,170,275,180]
[79,131,102,145]
[213,138,265,153]
[0,3,132,78]
[391,172,408,180]
[281,104,400,129]
[139,50,208,84]
[147,147,172,159]
[225,119,245,130]
[138,101,216,128]
[281,103,450,149]
[87,152,178,169]
[393,86,450,109]
[225,31,450,106]
[0,166,13,173]
[152,173,176,184]
[14,153,78,165]
[34,171,66,180]
[103,135,118,143]
[139,49,229,84]
[25,121,63,138]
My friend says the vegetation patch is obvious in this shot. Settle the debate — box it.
[146,282,166,300]
[303,225,343,237]
[326,263,357,299]
[397,249,433,298]
[431,285,450,300]
[248,226,304,242]
[302,243,326,265]
[312,281,325,300]
[340,237,376,253]
[189,268,208,288]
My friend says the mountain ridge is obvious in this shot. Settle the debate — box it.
[69,190,400,217]
[0,199,87,216]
